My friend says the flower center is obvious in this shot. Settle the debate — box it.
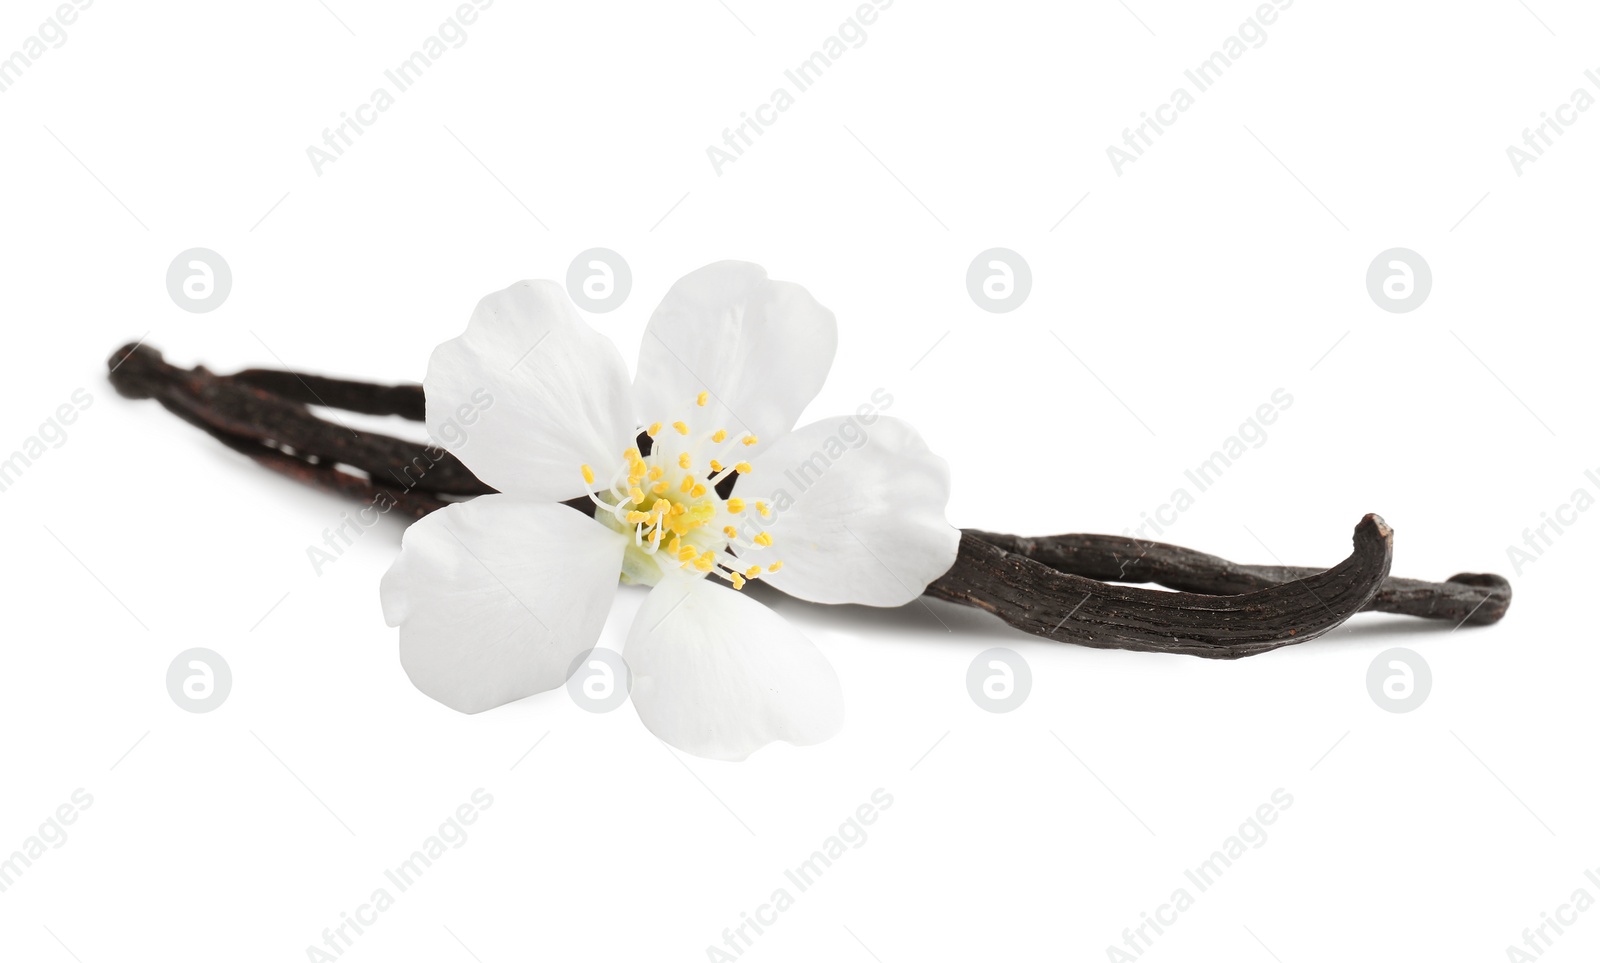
[581,393,782,589]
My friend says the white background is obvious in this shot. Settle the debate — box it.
[2,1,1597,960]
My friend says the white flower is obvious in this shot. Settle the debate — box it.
[380,261,960,760]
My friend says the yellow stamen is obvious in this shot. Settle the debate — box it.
[694,551,715,572]
[711,429,727,443]
[742,435,758,446]
[734,461,752,474]
[753,532,773,547]
[624,447,640,463]
[648,465,664,480]
[696,392,709,407]
[678,452,691,470]
[673,421,689,435]
[768,560,783,572]
[757,501,770,517]
[745,565,761,578]
[730,572,747,590]
[648,422,662,436]
[723,526,738,539]
[691,483,707,498]
[580,464,595,484]
[678,544,698,563]
[629,487,645,505]
[680,476,694,494]
[726,498,745,514]
[710,459,724,473]
[651,481,668,495]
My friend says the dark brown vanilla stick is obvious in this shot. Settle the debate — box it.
[111,343,492,497]
[973,531,1511,628]
[927,517,1393,658]
[107,342,1510,656]
[126,366,454,521]
[231,368,426,419]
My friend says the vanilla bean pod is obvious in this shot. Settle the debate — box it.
[215,430,453,521]
[926,517,1393,658]
[107,342,1510,656]
[231,368,426,419]
[973,531,1510,628]
[115,365,454,520]
[110,344,491,497]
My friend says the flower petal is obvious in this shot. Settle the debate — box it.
[427,281,637,501]
[626,577,843,761]
[752,415,960,606]
[633,262,837,449]
[381,496,626,714]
